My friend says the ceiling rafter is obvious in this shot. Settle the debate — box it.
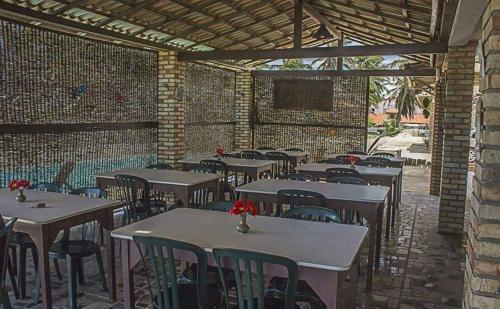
[361,0,432,14]
[51,0,89,15]
[299,0,342,38]
[93,0,157,27]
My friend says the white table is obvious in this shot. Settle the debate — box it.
[0,189,121,309]
[93,168,220,207]
[111,208,368,309]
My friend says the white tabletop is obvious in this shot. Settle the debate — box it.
[179,157,276,168]
[92,168,219,186]
[296,163,401,177]
[0,189,120,225]
[236,179,389,204]
[111,208,368,271]
[236,149,310,157]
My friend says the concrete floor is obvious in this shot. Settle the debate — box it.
[5,166,466,309]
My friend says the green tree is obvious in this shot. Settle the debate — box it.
[281,59,312,70]
[343,56,389,107]
[385,77,421,126]
[311,42,337,70]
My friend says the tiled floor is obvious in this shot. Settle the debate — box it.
[5,166,466,308]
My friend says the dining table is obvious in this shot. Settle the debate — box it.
[111,208,367,309]
[0,189,120,309]
[235,149,309,167]
[296,163,402,229]
[235,179,389,291]
[93,168,220,207]
[178,157,276,182]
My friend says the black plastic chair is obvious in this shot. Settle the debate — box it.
[11,182,61,298]
[221,153,236,158]
[347,150,368,155]
[279,173,317,182]
[317,159,344,164]
[335,155,360,164]
[213,248,314,309]
[200,160,235,201]
[266,151,290,177]
[133,236,221,309]
[146,163,174,170]
[1,218,17,309]
[366,156,392,164]
[281,206,342,223]
[327,176,368,186]
[199,201,233,212]
[325,167,360,179]
[115,174,159,225]
[284,147,304,152]
[240,150,267,160]
[371,152,396,158]
[357,160,387,168]
[35,187,108,308]
[276,189,327,217]
[257,146,276,150]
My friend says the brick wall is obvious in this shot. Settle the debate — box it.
[430,77,446,196]
[234,70,253,150]
[438,43,476,234]
[158,51,186,169]
[464,1,500,307]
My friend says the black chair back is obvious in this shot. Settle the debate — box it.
[266,151,290,176]
[257,146,276,150]
[317,159,344,164]
[241,150,267,160]
[0,218,17,307]
[29,182,61,192]
[366,156,392,164]
[357,160,387,167]
[146,163,174,170]
[327,176,368,185]
[347,150,368,155]
[325,167,360,179]
[115,174,151,225]
[200,160,235,201]
[371,152,396,157]
[276,189,327,217]
[279,173,317,182]
[69,187,107,242]
[282,206,342,223]
[284,147,304,152]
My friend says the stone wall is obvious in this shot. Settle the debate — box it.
[438,43,476,234]
[464,0,500,307]
[234,71,253,150]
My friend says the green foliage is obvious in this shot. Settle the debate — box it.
[384,119,400,136]
[385,77,421,125]
[281,59,312,70]
[368,117,377,127]
[343,56,389,108]
[422,97,431,119]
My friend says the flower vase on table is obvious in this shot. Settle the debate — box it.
[229,199,258,234]
[216,147,225,161]
[348,156,358,169]
[9,179,30,203]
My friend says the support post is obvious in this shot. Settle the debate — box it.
[429,76,446,196]
[234,70,253,150]
[337,34,343,70]
[293,0,303,48]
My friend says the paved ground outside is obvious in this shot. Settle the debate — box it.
[5,166,467,309]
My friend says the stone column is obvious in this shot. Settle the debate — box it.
[430,77,446,196]
[157,51,186,169]
[464,1,500,307]
[438,42,476,234]
[234,70,253,150]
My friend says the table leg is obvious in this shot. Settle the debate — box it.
[31,226,57,309]
[101,210,116,302]
[366,211,376,291]
[348,253,359,309]
[385,186,392,239]
[121,239,135,309]
[375,204,384,269]
[391,178,397,228]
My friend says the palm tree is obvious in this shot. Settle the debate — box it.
[385,77,421,126]
[281,59,312,70]
[343,56,389,107]
[312,42,338,70]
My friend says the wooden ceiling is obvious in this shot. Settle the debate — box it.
[0,0,436,67]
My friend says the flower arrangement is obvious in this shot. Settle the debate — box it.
[347,156,358,169]
[229,199,257,233]
[9,179,30,202]
[216,147,224,160]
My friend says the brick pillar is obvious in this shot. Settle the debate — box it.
[464,2,500,307]
[430,77,446,196]
[438,42,476,234]
[234,70,253,150]
[157,51,186,169]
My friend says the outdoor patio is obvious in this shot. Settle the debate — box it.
[1,1,499,309]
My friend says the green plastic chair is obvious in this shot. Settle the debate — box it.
[133,235,221,309]
[199,201,233,212]
[212,248,300,309]
[1,218,17,309]
[146,163,174,170]
[281,206,342,223]
[279,173,317,182]
[276,189,327,217]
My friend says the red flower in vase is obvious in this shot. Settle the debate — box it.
[8,179,30,191]
[347,156,359,165]
[216,147,225,156]
[229,199,258,216]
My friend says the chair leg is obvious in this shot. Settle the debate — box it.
[31,247,39,272]
[7,256,19,300]
[95,250,108,292]
[15,246,26,299]
[34,271,40,303]
[76,259,85,285]
[66,255,77,309]
[2,291,12,309]
[53,259,62,280]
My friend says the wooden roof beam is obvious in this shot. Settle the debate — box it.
[294,0,303,48]
[51,0,89,15]
[251,69,436,77]
[362,0,432,14]
[93,0,157,27]
[298,0,342,38]
[178,42,448,61]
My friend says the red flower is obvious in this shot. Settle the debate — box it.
[8,179,30,191]
[348,156,359,165]
[229,199,258,216]
[216,147,224,156]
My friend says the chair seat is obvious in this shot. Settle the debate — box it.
[153,281,221,309]
[269,277,322,307]
[183,263,236,288]
[49,240,100,258]
[10,232,35,247]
